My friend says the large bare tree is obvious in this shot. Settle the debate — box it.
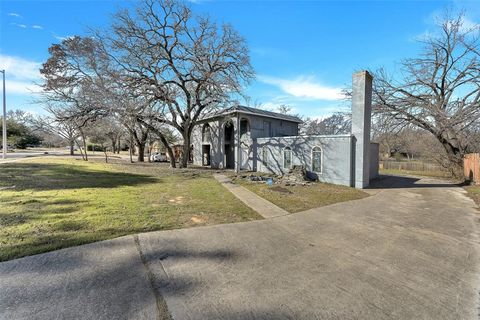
[374,13,480,177]
[104,0,254,167]
[302,112,351,136]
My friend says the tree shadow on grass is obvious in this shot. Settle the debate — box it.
[0,163,159,191]
[367,174,460,189]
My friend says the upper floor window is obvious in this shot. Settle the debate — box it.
[262,146,269,164]
[202,123,211,142]
[240,118,249,139]
[283,147,292,169]
[312,146,322,173]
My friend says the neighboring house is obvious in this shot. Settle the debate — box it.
[192,71,379,188]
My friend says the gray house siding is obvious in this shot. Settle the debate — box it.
[190,71,378,189]
[256,135,354,187]
[369,143,380,180]
[192,113,300,170]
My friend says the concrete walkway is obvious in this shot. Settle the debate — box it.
[1,175,479,319]
[213,174,289,218]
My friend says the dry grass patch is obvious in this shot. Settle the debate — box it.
[235,179,369,213]
[465,185,480,208]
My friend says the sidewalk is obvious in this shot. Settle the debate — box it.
[213,174,289,218]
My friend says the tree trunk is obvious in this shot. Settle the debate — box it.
[110,138,117,154]
[75,139,86,161]
[180,132,191,168]
[69,140,75,156]
[117,136,121,154]
[437,133,465,179]
[129,138,133,163]
[103,146,108,163]
[79,129,88,161]
[137,143,145,162]
[158,134,176,168]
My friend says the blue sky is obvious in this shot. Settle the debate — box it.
[0,0,479,118]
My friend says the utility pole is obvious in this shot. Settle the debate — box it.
[1,70,6,160]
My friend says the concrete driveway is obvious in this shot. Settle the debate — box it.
[1,175,479,319]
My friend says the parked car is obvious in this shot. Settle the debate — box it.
[0,145,14,151]
[150,152,167,162]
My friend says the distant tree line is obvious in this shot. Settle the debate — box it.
[0,110,41,149]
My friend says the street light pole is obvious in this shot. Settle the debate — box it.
[1,70,6,160]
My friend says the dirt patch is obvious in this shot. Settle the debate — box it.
[168,196,185,204]
[190,215,206,224]
[270,186,293,194]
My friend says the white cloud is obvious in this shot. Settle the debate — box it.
[258,75,344,101]
[458,16,479,31]
[11,23,27,29]
[6,80,41,95]
[0,54,43,95]
[414,10,480,41]
[8,12,22,18]
[52,33,74,41]
[32,25,44,30]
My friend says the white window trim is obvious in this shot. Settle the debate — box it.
[311,146,323,174]
[283,146,292,170]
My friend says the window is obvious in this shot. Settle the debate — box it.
[283,147,292,169]
[240,118,249,139]
[312,146,322,173]
[202,124,211,142]
[263,121,272,137]
[262,146,269,164]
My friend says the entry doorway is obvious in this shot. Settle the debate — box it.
[202,145,211,166]
[224,121,235,169]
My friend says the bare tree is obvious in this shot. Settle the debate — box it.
[277,105,292,115]
[303,112,351,136]
[373,13,480,177]
[103,0,254,167]
[31,115,79,156]
[102,121,124,154]
[88,119,116,163]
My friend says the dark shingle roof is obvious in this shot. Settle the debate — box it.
[201,105,303,123]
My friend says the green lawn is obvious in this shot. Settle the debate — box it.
[234,178,369,213]
[0,158,260,261]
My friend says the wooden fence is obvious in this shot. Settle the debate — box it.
[464,153,480,183]
[379,160,446,173]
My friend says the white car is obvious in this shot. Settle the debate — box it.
[150,152,167,162]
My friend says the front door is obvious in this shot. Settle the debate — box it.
[202,145,211,166]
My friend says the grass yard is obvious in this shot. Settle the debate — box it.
[380,168,451,179]
[0,157,260,261]
[234,178,369,213]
